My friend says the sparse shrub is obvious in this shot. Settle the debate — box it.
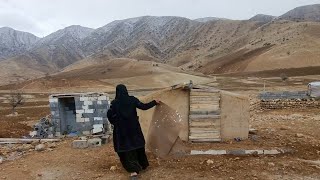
[6,90,25,114]
[280,73,288,82]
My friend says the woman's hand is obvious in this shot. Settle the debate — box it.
[155,100,162,105]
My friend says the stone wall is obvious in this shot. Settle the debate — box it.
[259,91,320,109]
[260,98,320,109]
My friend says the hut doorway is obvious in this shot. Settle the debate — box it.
[58,97,76,134]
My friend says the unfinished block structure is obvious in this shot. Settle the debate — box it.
[49,93,110,136]
[138,85,249,143]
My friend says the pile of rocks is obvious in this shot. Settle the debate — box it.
[0,141,58,164]
[30,116,54,138]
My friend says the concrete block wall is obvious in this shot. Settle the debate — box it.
[49,93,111,136]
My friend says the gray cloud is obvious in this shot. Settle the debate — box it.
[1,0,320,37]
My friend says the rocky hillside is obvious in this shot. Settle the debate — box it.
[1,4,320,85]
[249,14,275,23]
[9,25,94,72]
[0,27,39,60]
[82,16,202,61]
[279,4,320,22]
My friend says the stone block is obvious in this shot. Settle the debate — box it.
[245,150,264,155]
[87,138,102,147]
[84,118,90,122]
[190,150,226,155]
[76,109,84,114]
[84,101,93,105]
[76,118,85,123]
[82,131,91,135]
[97,100,102,105]
[98,96,107,101]
[76,113,83,119]
[94,117,103,121]
[82,113,94,118]
[55,132,61,136]
[264,150,281,155]
[85,109,94,113]
[72,140,88,149]
[227,150,246,155]
[80,96,88,101]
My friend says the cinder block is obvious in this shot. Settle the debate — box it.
[76,110,84,114]
[94,117,103,121]
[76,118,85,123]
[85,109,94,113]
[87,138,102,147]
[82,105,89,110]
[84,118,90,122]
[82,131,90,135]
[88,97,97,101]
[55,132,61,136]
[72,140,88,149]
[84,101,93,105]
[76,114,83,119]
[98,96,107,101]
[97,101,102,105]
[80,97,88,101]
[82,113,94,118]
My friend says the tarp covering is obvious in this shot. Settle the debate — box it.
[146,103,184,158]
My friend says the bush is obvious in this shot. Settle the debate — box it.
[280,73,288,81]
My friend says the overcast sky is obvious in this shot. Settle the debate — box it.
[0,0,320,37]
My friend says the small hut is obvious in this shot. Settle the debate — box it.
[138,84,249,143]
[308,82,320,98]
[49,93,110,136]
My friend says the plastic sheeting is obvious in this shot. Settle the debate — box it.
[146,103,184,158]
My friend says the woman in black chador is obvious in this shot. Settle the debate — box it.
[107,84,160,179]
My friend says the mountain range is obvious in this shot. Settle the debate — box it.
[1,4,320,85]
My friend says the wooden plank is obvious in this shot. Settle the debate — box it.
[189,122,220,128]
[189,114,221,119]
[191,102,220,106]
[189,138,222,142]
[190,104,220,109]
[189,134,221,139]
[191,89,220,93]
[190,106,220,112]
[190,100,220,104]
[190,97,220,100]
[190,110,221,115]
[190,129,220,133]
[190,92,220,97]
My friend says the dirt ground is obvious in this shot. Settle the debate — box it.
[0,76,320,179]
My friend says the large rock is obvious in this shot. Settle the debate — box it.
[35,144,46,151]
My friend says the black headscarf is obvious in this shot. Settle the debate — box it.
[114,84,131,119]
[115,84,129,100]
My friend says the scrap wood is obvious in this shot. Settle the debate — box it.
[0,138,60,144]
